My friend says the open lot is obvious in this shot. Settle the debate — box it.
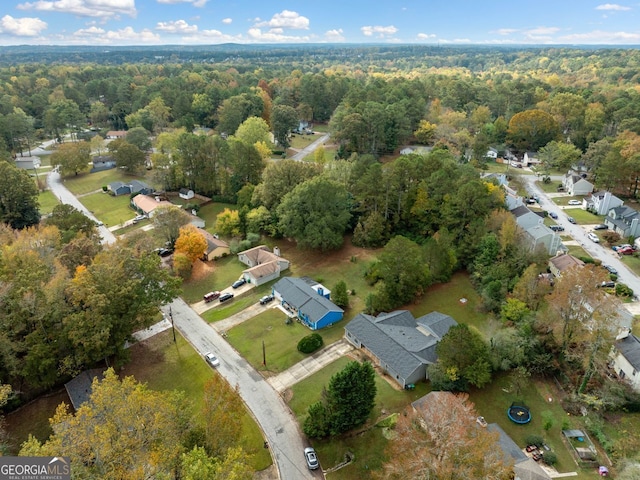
[181,256,247,304]
[562,208,604,225]
[227,308,346,374]
[37,190,60,214]
[79,191,136,226]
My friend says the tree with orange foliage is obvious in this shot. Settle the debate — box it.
[376,391,512,480]
[174,224,207,263]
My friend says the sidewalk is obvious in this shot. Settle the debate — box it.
[267,339,354,393]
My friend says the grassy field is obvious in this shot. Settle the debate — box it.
[408,271,501,339]
[537,180,564,193]
[567,244,594,261]
[226,308,346,373]
[619,254,640,276]
[180,256,246,304]
[289,133,318,150]
[563,208,604,224]
[197,202,236,233]
[38,190,60,214]
[303,144,337,163]
[287,356,431,479]
[469,375,600,480]
[79,191,136,226]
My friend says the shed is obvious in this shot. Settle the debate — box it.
[179,188,195,200]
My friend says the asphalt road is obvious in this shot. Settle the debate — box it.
[162,298,319,480]
[291,134,330,161]
[46,168,318,479]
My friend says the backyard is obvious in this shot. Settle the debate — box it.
[79,191,136,227]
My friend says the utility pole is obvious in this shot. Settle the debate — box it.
[169,306,176,343]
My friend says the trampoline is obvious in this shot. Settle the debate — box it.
[507,403,532,424]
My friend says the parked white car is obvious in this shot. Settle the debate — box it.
[587,232,600,243]
[568,200,582,206]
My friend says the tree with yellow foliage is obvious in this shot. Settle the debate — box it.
[174,224,207,263]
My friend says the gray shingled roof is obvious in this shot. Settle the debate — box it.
[129,180,152,193]
[64,368,105,410]
[510,205,531,218]
[345,310,457,380]
[109,180,127,190]
[487,423,528,464]
[615,334,640,371]
[273,277,343,324]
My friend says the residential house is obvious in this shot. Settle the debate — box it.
[108,181,130,196]
[64,368,105,410]
[523,151,540,167]
[14,155,41,170]
[238,245,290,286]
[179,188,195,200]
[604,205,640,238]
[108,180,154,197]
[131,194,173,218]
[488,423,552,480]
[611,329,640,392]
[587,191,623,215]
[485,147,498,159]
[91,155,116,173]
[562,171,594,196]
[202,231,230,261]
[481,172,508,186]
[504,185,524,211]
[526,224,563,255]
[273,277,343,330]
[510,205,543,231]
[548,253,585,278]
[344,310,457,388]
[106,130,127,139]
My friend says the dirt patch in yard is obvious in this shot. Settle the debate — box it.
[190,259,215,282]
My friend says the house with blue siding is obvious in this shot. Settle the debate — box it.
[272,277,343,330]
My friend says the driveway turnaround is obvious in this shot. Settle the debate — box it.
[163,297,319,480]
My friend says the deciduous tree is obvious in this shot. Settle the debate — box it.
[153,205,192,248]
[0,161,40,229]
[507,109,560,153]
[215,208,241,237]
[271,104,299,149]
[175,224,208,263]
[202,375,243,459]
[376,392,511,480]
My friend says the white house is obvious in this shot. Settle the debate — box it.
[562,171,594,196]
[237,245,289,286]
[611,329,640,392]
[523,151,540,166]
[587,191,623,215]
[485,147,498,159]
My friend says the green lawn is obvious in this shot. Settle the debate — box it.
[78,191,136,226]
[567,245,594,261]
[181,255,247,304]
[197,202,236,233]
[468,374,598,479]
[226,308,346,373]
[303,144,336,163]
[289,133,318,149]
[408,272,501,339]
[38,190,60,214]
[619,254,640,276]
[563,208,604,224]
[288,356,430,479]
[62,169,157,196]
[536,180,564,193]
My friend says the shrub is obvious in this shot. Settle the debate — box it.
[525,434,544,447]
[184,202,200,212]
[543,451,557,466]
[616,283,634,297]
[542,410,554,431]
[102,185,108,192]
[297,333,323,354]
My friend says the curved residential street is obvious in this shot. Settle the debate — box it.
[291,133,330,161]
[46,168,319,480]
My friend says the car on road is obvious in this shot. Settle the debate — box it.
[549,212,558,219]
[203,291,221,303]
[204,352,220,367]
[94,220,104,227]
[304,447,319,470]
[567,217,576,224]
[603,265,618,275]
[231,278,247,289]
[219,292,234,302]
[587,232,600,243]
[259,294,274,305]
[568,200,582,205]
[593,224,608,230]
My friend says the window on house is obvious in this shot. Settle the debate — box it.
[619,370,626,379]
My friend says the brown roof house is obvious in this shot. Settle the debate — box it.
[548,253,585,278]
[238,245,289,286]
[202,231,230,261]
[131,194,173,217]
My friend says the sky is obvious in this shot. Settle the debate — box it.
[0,1,640,46]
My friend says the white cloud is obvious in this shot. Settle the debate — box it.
[255,10,309,30]
[73,25,105,36]
[65,25,161,44]
[559,29,640,43]
[493,28,517,35]
[361,25,398,37]
[416,32,436,40]
[525,26,560,35]
[247,27,310,42]
[156,0,208,7]
[595,3,631,11]
[180,29,243,44]
[222,18,232,24]
[324,28,345,42]
[0,14,47,36]
[156,19,198,34]
[17,0,136,18]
